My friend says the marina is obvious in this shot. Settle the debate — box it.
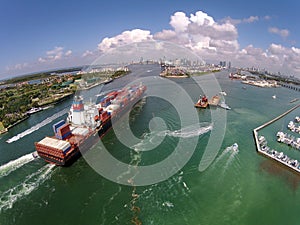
[253,104,300,174]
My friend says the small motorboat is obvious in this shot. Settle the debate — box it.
[219,91,227,96]
[232,143,238,152]
[218,101,231,110]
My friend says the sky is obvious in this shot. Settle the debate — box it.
[1,0,300,79]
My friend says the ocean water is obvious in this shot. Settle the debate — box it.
[1,64,300,225]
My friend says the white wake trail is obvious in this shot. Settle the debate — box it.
[214,146,233,164]
[165,123,213,138]
[223,150,238,172]
[0,153,37,178]
[132,122,213,152]
[0,164,55,212]
[6,108,69,143]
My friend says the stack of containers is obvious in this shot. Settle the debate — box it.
[100,111,109,121]
[36,137,72,156]
[100,96,112,108]
[53,120,65,135]
[56,124,72,140]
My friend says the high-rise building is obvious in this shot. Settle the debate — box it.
[219,61,226,67]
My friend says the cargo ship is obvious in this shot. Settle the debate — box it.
[35,83,147,166]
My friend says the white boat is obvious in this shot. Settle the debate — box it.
[218,101,231,110]
[219,91,227,96]
[232,143,238,152]
[272,95,276,99]
[27,107,43,115]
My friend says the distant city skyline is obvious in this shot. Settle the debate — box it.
[1,0,300,79]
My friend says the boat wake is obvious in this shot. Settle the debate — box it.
[6,108,69,143]
[0,152,37,178]
[223,150,238,172]
[163,123,213,138]
[137,171,190,212]
[132,122,213,152]
[213,143,239,172]
[0,164,55,212]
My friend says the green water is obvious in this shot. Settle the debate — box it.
[1,64,300,225]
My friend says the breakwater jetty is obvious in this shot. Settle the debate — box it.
[279,83,300,92]
[253,104,300,173]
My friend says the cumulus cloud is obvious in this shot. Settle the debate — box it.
[243,16,259,23]
[221,15,259,25]
[82,50,94,57]
[157,10,239,54]
[97,29,153,52]
[235,43,300,74]
[65,50,72,56]
[6,63,29,72]
[81,10,300,76]
[268,27,290,38]
[170,12,191,32]
[39,46,73,63]
[190,11,214,26]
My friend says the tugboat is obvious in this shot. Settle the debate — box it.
[194,95,208,108]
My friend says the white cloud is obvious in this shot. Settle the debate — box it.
[190,11,214,26]
[46,46,63,56]
[97,29,153,52]
[6,63,29,72]
[243,45,264,56]
[264,15,272,20]
[154,10,238,55]
[65,50,72,56]
[292,47,300,55]
[96,10,300,75]
[39,46,73,63]
[268,43,287,55]
[5,10,300,78]
[235,43,300,74]
[268,27,290,38]
[82,50,94,57]
[154,29,177,40]
[38,57,46,63]
[243,16,259,23]
[170,12,191,32]
[221,15,259,25]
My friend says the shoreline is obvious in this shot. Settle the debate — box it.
[6,115,30,131]
[160,75,189,78]
[1,93,74,134]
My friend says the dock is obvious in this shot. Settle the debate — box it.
[253,104,300,173]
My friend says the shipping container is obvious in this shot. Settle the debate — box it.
[53,120,65,134]
[57,124,71,135]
